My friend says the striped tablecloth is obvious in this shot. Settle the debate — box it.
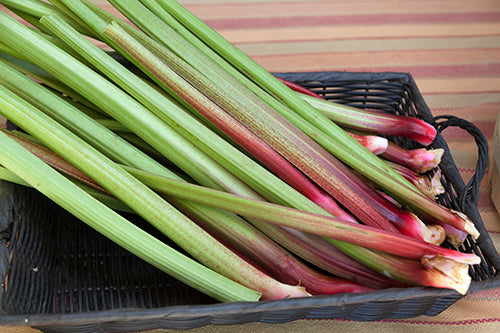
[1,1,499,332]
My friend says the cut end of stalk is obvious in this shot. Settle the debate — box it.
[453,210,480,240]
[261,284,311,300]
[427,170,445,199]
[442,224,469,247]
[425,224,446,246]
[411,148,444,174]
[421,255,472,295]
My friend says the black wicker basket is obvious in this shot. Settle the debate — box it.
[1,71,499,333]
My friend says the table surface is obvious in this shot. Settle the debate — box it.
[1,0,500,332]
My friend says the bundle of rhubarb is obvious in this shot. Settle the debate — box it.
[0,0,483,303]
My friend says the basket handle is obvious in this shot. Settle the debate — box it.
[430,115,489,208]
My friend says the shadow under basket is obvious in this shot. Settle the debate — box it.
[1,71,500,332]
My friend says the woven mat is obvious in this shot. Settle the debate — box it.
[1,1,500,332]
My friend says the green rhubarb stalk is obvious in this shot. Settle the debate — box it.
[2,124,479,275]
[1,116,371,295]
[0,44,370,296]
[101,20,400,233]
[0,165,134,213]
[0,126,261,303]
[0,78,310,301]
[54,0,357,222]
[0,0,96,38]
[0,51,99,110]
[148,0,479,239]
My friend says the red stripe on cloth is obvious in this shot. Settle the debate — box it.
[329,317,500,325]
[478,192,499,212]
[184,0,500,19]
[432,103,500,118]
[330,64,500,79]
[205,12,500,30]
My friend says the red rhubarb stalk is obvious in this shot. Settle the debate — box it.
[278,227,404,289]
[385,160,445,199]
[347,248,472,295]
[177,201,372,295]
[275,77,327,100]
[380,142,444,174]
[347,131,388,155]
[301,93,437,146]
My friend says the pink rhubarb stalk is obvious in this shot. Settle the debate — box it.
[347,131,388,155]
[385,160,445,199]
[381,142,444,174]
[116,166,481,267]
[439,223,469,247]
[175,200,372,296]
[301,93,437,146]
[275,77,327,100]
[279,227,405,289]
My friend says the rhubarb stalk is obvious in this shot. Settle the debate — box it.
[0,123,262,303]
[381,142,445,174]
[0,69,310,301]
[144,0,478,239]
[301,93,437,146]
[103,20,400,233]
